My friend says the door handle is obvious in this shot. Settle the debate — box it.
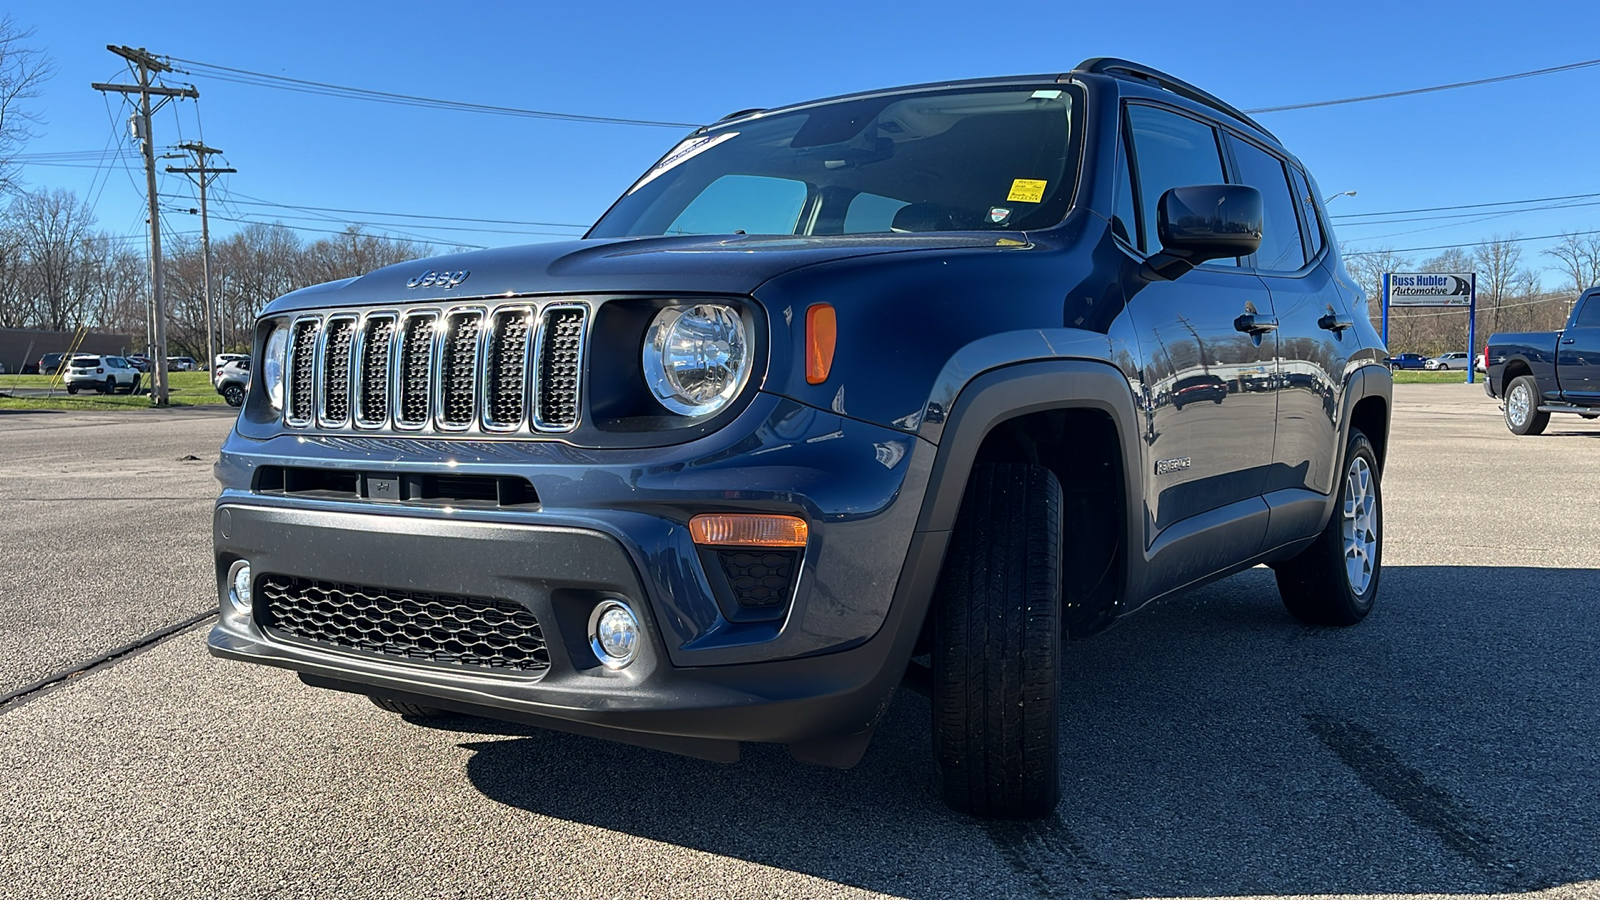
[1562,338,1576,345]
[1318,314,1355,332]
[1235,314,1279,335]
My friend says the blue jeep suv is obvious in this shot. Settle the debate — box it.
[210,58,1392,818]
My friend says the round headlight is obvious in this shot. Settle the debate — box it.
[643,304,750,416]
[262,323,290,412]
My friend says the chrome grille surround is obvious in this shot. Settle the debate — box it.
[285,316,322,427]
[277,300,589,436]
[354,314,396,428]
[316,315,358,427]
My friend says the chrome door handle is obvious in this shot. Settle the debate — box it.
[1562,338,1576,344]
[1235,314,1279,335]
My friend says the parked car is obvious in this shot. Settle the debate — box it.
[208,57,1392,820]
[167,356,197,372]
[63,355,141,394]
[1425,352,1471,371]
[1485,285,1600,434]
[126,355,152,373]
[1385,352,1429,370]
[214,359,250,407]
[20,362,39,375]
[38,352,70,375]
[213,354,250,385]
[1476,350,1487,373]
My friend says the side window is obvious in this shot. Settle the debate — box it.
[1225,135,1306,272]
[666,174,807,235]
[1124,105,1233,265]
[1111,131,1137,247]
[843,192,910,233]
[1289,166,1325,257]
[1575,297,1600,328]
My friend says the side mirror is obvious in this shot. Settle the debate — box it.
[1142,184,1263,280]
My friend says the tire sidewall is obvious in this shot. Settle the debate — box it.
[1506,377,1534,433]
[1341,434,1383,615]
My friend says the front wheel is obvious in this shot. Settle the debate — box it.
[222,383,245,407]
[932,463,1062,819]
[1504,375,1549,436]
[1274,429,1382,626]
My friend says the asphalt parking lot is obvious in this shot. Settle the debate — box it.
[2,385,1598,900]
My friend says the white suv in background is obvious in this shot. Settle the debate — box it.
[63,355,141,394]
[1426,352,1471,371]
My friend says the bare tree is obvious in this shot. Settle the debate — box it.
[1542,232,1600,301]
[8,188,96,329]
[1474,235,1524,336]
[0,16,54,195]
[1340,245,1412,326]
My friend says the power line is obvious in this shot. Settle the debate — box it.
[1343,228,1600,257]
[1247,56,1600,114]
[219,192,587,230]
[166,56,701,129]
[1332,190,1600,220]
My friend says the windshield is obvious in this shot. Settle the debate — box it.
[591,85,1080,239]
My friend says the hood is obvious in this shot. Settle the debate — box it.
[261,233,1014,315]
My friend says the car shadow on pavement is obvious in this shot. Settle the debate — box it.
[442,565,1600,899]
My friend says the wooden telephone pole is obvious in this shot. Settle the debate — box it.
[92,46,197,407]
[168,143,235,374]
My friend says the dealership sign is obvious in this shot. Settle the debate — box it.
[1384,272,1475,307]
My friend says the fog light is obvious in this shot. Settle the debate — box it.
[588,600,640,669]
[227,560,252,617]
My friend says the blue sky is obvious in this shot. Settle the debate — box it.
[9,0,1600,284]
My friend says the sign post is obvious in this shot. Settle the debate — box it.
[1381,272,1478,384]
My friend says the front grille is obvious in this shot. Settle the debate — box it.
[357,316,394,425]
[438,311,481,427]
[257,574,550,673]
[320,318,356,424]
[287,319,320,423]
[281,301,585,434]
[536,307,585,429]
[396,314,435,427]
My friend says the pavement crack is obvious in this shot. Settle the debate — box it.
[0,610,218,714]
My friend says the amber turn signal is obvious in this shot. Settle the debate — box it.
[805,303,837,384]
[689,514,809,548]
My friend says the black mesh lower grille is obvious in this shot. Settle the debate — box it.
[485,311,530,428]
[716,549,799,608]
[440,312,481,425]
[258,574,550,673]
[358,317,394,424]
[398,316,434,424]
[321,318,356,422]
[537,308,584,428]
[288,319,320,422]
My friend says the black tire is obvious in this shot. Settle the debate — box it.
[66,385,78,395]
[932,462,1062,819]
[1274,429,1382,626]
[103,377,116,395]
[1504,375,1549,436]
[222,383,245,407]
[369,696,446,718]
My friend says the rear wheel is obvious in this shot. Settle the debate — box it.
[369,696,446,718]
[66,384,78,395]
[222,383,245,407]
[1274,429,1382,626]
[103,377,116,395]
[932,463,1062,819]
[1504,375,1549,436]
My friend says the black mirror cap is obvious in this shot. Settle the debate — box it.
[1157,184,1263,262]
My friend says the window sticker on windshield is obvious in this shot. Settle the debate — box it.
[1007,179,1047,204]
[627,132,740,195]
[988,207,1012,224]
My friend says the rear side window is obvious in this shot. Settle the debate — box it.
[1289,166,1324,257]
[1576,297,1600,328]
[105,357,125,367]
[665,174,808,236]
[1124,105,1232,264]
[1225,134,1306,272]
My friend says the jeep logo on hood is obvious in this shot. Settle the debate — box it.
[406,269,470,290]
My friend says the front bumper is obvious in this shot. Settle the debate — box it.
[208,392,943,764]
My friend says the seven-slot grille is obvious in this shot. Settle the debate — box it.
[284,303,586,433]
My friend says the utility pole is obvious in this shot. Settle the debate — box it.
[93,46,197,407]
[168,143,235,374]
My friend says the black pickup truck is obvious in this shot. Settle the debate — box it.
[1486,286,1600,434]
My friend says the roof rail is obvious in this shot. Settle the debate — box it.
[717,107,765,123]
[1070,57,1277,141]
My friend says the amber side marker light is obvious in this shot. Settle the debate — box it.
[806,303,837,384]
[689,514,809,548]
